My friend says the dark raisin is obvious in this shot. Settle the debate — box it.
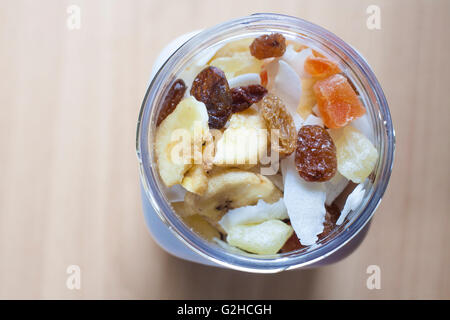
[295,125,337,182]
[250,33,286,59]
[318,203,341,240]
[190,66,233,129]
[230,84,267,113]
[279,231,305,253]
[157,79,186,126]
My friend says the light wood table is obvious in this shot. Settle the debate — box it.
[0,0,449,299]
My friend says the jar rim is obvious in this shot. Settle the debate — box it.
[136,13,395,272]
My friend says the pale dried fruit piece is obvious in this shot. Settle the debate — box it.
[227,220,293,255]
[209,52,263,80]
[213,108,267,168]
[281,46,313,78]
[295,125,337,182]
[281,155,326,246]
[190,66,233,129]
[155,97,209,187]
[337,183,365,225]
[228,73,261,88]
[172,202,221,241]
[219,199,288,232]
[184,169,282,221]
[297,78,318,119]
[324,172,348,206]
[330,126,378,183]
[182,214,221,241]
[212,38,254,59]
[181,165,208,195]
[270,60,302,115]
[260,94,297,157]
[250,33,286,59]
[303,114,324,127]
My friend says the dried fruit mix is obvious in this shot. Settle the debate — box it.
[154,31,378,256]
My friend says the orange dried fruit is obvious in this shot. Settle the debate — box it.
[304,56,341,78]
[313,74,366,129]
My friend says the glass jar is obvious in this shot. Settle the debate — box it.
[136,13,395,272]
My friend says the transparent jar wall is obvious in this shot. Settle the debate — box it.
[136,14,395,273]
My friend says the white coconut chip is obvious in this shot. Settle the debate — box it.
[281,46,313,79]
[228,73,261,88]
[219,199,288,232]
[337,183,365,225]
[292,112,304,131]
[351,113,375,144]
[281,155,327,246]
[271,60,302,115]
[303,114,324,127]
[324,172,349,206]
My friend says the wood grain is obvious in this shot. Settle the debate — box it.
[0,0,449,299]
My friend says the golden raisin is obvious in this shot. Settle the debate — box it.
[190,66,233,129]
[156,79,186,126]
[260,94,296,157]
[250,33,286,59]
[230,84,267,113]
[295,125,337,182]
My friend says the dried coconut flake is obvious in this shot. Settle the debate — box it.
[281,155,326,246]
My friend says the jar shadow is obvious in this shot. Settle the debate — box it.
[158,253,320,299]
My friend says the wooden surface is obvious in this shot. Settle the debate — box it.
[0,0,449,299]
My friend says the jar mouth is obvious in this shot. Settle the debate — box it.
[136,13,395,273]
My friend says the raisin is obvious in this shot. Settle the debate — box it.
[279,232,305,253]
[157,79,186,126]
[295,125,337,182]
[230,85,267,113]
[318,203,341,240]
[190,66,233,129]
[260,94,296,157]
[250,33,286,60]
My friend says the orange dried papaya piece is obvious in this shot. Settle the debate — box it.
[304,55,341,78]
[313,74,365,129]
